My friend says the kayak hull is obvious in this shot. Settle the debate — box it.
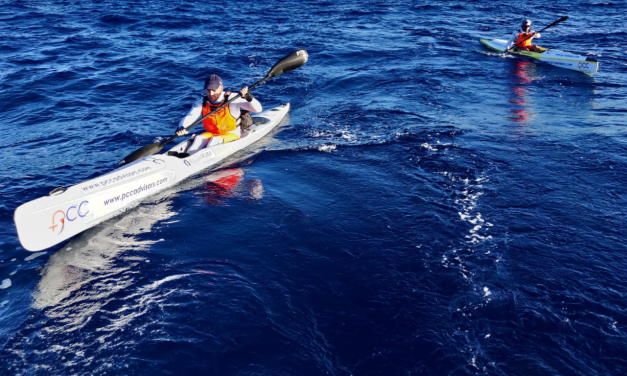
[480,38,599,74]
[14,103,290,252]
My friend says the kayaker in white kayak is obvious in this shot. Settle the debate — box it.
[505,19,541,53]
[175,74,262,154]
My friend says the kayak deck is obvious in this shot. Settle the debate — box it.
[480,38,599,74]
[14,103,290,252]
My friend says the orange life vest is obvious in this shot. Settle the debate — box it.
[201,92,238,135]
[515,32,533,48]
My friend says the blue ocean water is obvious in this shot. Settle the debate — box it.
[1,0,627,374]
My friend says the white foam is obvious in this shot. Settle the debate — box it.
[251,182,264,199]
[139,274,190,292]
[339,129,356,142]
[468,213,484,225]
[25,252,47,261]
[421,143,437,151]
[319,144,337,152]
[470,225,482,233]
[0,279,12,289]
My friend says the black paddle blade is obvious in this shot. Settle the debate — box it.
[119,142,163,165]
[542,16,569,31]
[267,49,309,78]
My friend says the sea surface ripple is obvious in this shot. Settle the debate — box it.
[1,1,626,375]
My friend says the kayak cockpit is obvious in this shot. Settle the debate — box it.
[164,115,273,158]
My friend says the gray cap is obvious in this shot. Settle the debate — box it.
[204,74,222,91]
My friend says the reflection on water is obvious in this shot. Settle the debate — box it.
[200,168,264,205]
[508,60,539,125]
[33,168,263,318]
[6,198,183,372]
[201,168,245,205]
[32,199,178,320]
[505,59,599,131]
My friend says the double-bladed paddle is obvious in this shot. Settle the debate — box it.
[119,49,309,165]
[510,16,569,50]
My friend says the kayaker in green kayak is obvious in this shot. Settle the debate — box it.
[175,74,263,154]
[505,19,542,53]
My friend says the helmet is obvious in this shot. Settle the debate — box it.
[521,19,532,28]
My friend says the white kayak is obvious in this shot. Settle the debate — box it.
[480,38,599,74]
[14,103,290,252]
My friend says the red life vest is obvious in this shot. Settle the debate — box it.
[515,32,533,48]
[201,92,238,135]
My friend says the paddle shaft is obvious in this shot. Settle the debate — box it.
[158,76,271,148]
[512,16,568,49]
